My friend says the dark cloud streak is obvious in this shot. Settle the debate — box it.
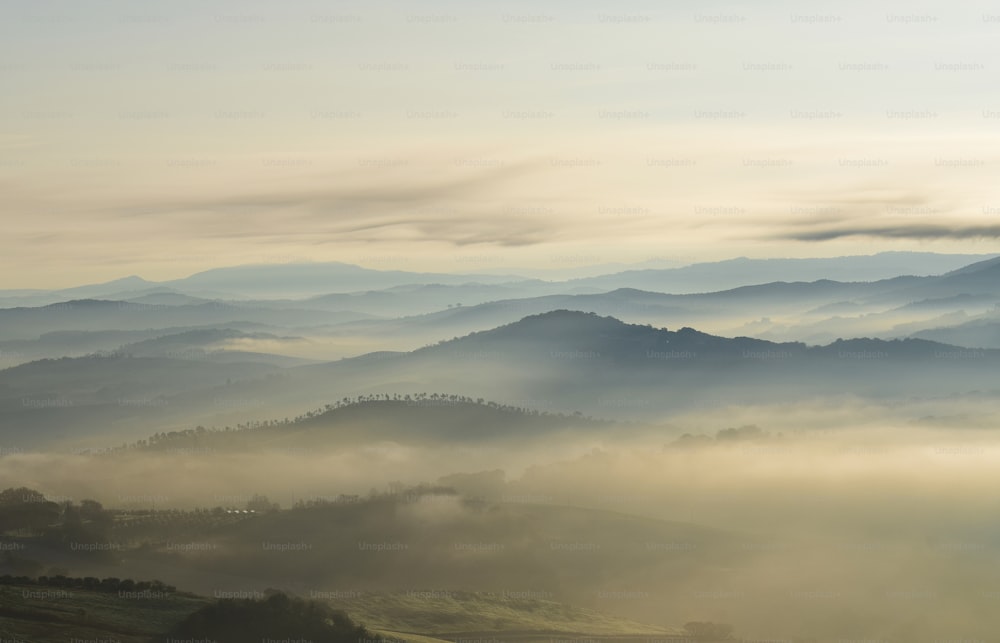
[779,224,1000,241]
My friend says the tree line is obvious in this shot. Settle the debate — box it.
[0,486,111,543]
[0,573,177,593]
[101,393,602,452]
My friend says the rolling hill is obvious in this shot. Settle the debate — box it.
[5,310,1000,449]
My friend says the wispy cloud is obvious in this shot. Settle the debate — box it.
[764,186,1000,241]
[103,161,558,247]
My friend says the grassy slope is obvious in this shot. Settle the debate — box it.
[0,499,739,640]
[0,582,208,643]
[0,581,680,643]
[333,590,683,636]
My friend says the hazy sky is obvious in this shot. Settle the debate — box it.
[3,0,1000,287]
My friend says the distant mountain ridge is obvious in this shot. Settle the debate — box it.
[564,252,999,294]
[2,252,994,306]
[0,298,372,341]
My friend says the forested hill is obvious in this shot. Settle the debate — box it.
[121,394,612,453]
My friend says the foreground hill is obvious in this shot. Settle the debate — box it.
[0,575,690,643]
[332,589,684,638]
[28,492,742,630]
[0,577,207,643]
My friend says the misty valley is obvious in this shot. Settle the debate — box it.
[7,1,1000,638]
[1,255,999,642]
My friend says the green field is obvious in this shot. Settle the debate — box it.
[327,589,685,637]
[0,580,690,643]
[0,581,209,643]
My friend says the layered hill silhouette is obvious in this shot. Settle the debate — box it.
[286,311,1000,419]
[3,309,998,449]
[288,256,1000,348]
[4,255,1000,373]
[2,252,990,303]
[0,299,370,342]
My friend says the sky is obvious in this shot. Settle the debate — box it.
[3,0,1000,288]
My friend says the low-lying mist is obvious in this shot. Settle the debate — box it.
[4,397,1000,641]
[4,397,998,527]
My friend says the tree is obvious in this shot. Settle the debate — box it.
[0,487,46,506]
[79,499,112,532]
[0,487,61,536]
